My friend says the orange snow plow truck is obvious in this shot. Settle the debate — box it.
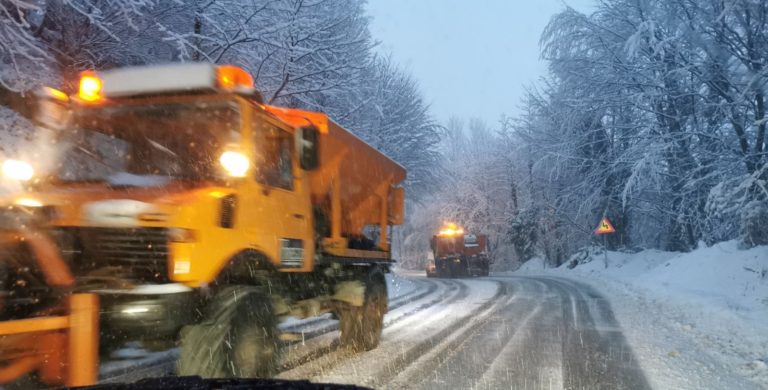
[0,63,405,385]
[429,223,490,278]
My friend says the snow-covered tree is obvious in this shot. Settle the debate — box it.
[514,0,768,259]
[0,0,172,91]
[400,118,519,268]
[338,56,443,199]
[1,0,444,202]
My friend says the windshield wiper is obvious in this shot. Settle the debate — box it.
[75,376,372,390]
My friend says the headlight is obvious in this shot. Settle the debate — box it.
[14,198,43,207]
[2,159,34,181]
[219,151,249,178]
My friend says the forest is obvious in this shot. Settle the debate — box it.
[400,0,768,268]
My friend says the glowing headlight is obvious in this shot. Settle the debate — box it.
[121,306,149,315]
[14,198,43,207]
[219,151,249,178]
[2,159,34,181]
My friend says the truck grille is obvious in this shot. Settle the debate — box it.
[58,227,170,283]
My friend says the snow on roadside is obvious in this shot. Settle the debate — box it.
[387,270,420,299]
[510,241,768,389]
[302,278,501,387]
[515,256,546,272]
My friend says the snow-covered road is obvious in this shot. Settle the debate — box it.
[101,272,655,389]
[279,274,649,389]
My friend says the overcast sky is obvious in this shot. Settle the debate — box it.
[366,0,593,125]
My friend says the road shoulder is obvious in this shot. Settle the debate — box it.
[509,270,767,389]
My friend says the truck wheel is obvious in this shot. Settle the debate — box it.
[339,275,387,352]
[178,286,280,378]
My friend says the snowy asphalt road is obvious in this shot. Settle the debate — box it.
[449,276,649,390]
[101,273,650,389]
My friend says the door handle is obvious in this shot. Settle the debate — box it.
[292,214,305,219]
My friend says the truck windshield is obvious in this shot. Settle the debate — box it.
[54,102,240,184]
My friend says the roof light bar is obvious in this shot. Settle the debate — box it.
[75,64,257,100]
[216,65,255,93]
[438,222,464,237]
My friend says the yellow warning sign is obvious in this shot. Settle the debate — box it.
[595,217,616,235]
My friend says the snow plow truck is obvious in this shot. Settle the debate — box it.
[429,223,490,278]
[0,63,406,385]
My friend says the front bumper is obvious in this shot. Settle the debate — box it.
[97,285,198,340]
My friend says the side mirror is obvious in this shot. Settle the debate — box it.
[33,88,71,131]
[298,126,319,171]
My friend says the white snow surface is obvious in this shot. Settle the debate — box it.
[515,256,546,272]
[510,240,768,389]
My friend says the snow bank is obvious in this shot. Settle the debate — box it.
[635,242,767,320]
[515,256,546,272]
[552,241,768,325]
[514,241,768,388]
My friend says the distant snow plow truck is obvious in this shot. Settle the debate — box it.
[0,63,406,383]
[429,223,490,278]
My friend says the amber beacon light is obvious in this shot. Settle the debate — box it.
[78,71,103,102]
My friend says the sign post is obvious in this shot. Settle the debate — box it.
[594,217,615,269]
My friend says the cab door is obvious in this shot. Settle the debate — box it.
[251,114,313,270]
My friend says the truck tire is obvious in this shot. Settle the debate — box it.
[338,274,387,352]
[177,286,280,378]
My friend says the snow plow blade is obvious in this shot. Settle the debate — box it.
[0,217,99,387]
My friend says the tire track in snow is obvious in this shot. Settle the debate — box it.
[535,277,650,390]
[471,278,565,390]
[298,276,651,390]
[387,278,564,389]
[278,277,441,344]
[280,279,505,386]
[277,278,474,374]
[385,278,539,389]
